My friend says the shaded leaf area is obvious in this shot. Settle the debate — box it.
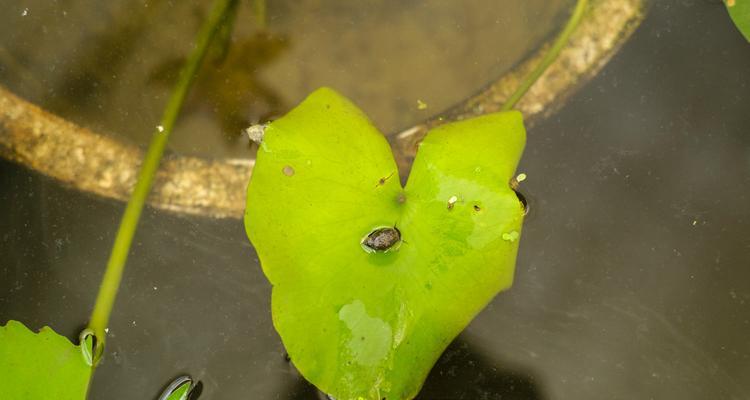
[245,88,526,400]
[279,336,544,400]
[726,0,750,41]
[0,320,92,399]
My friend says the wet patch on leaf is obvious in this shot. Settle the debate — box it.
[339,300,393,366]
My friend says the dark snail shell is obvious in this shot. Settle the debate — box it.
[362,227,401,252]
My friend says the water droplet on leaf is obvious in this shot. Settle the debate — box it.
[502,231,519,242]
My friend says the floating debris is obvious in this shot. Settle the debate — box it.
[502,231,519,242]
[245,123,268,144]
[447,195,458,210]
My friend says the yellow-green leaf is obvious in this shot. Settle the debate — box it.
[245,88,526,400]
[726,0,750,42]
[0,320,92,399]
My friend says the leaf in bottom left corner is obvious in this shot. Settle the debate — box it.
[0,320,92,399]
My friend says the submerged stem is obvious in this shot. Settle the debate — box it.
[255,0,267,30]
[501,0,588,112]
[87,0,238,362]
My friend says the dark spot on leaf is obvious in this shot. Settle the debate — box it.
[282,165,295,176]
[376,172,395,187]
[514,189,528,215]
[362,227,401,252]
[283,353,291,362]
[397,193,406,204]
[473,204,481,212]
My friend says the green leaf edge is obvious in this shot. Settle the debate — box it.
[245,87,526,400]
[0,320,92,400]
[726,0,750,42]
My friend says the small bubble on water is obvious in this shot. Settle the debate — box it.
[156,125,164,133]
[21,8,29,16]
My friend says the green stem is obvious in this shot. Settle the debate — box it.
[501,0,588,112]
[254,0,267,30]
[87,0,237,362]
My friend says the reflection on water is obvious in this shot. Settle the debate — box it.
[149,31,290,140]
[0,0,569,158]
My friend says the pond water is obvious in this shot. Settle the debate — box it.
[0,0,568,158]
[2,1,750,400]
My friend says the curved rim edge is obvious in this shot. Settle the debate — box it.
[0,0,644,219]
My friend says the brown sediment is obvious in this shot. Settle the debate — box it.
[0,86,252,219]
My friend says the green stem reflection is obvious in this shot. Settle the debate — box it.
[87,0,238,364]
[501,0,588,111]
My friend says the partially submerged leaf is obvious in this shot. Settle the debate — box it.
[165,383,191,400]
[245,88,526,400]
[726,0,750,42]
[158,375,196,400]
[0,320,92,399]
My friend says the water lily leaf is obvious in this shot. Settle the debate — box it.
[726,0,750,42]
[160,376,194,400]
[165,383,191,400]
[0,320,92,399]
[245,88,525,400]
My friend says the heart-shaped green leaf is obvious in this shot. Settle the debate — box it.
[245,88,525,400]
[0,320,92,399]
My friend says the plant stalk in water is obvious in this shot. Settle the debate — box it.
[87,0,239,363]
[501,0,588,111]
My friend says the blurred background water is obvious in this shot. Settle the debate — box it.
[0,0,567,157]
[1,1,750,400]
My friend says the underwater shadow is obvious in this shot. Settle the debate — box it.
[278,334,545,400]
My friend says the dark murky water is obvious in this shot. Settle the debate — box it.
[2,1,750,400]
[0,0,567,158]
